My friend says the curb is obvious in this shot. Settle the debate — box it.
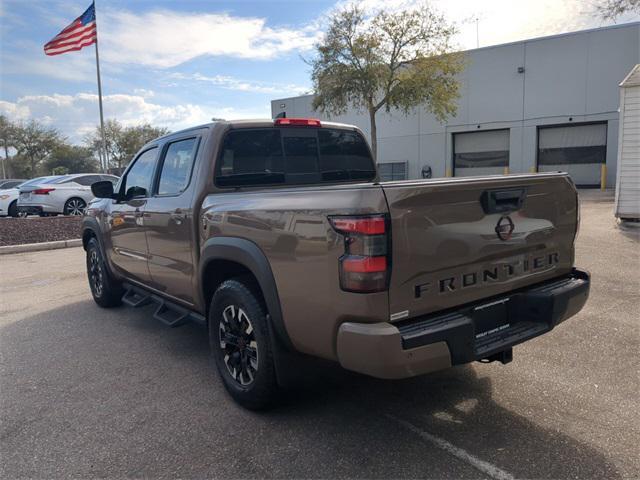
[0,238,82,255]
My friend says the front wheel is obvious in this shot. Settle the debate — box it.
[64,198,86,216]
[86,237,123,308]
[209,279,278,410]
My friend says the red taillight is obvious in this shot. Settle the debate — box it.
[330,216,385,235]
[274,118,321,127]
[33,188,55,195]
[342,256,387,273]
[329,214,389,293]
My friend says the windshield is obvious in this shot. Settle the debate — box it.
[21,177,46,187]
[19,176,61,188]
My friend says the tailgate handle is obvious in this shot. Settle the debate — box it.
[481,188,525,214]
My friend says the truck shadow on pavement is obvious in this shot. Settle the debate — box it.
[1,299,620,479]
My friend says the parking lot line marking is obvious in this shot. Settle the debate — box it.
[386,414,515,480]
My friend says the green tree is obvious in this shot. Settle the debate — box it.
[0,115,16,179]
[86,120,170,172]
[7,154,31,178]
[44,144,98,175]
[310,4,463,160]
[51,166,69,176]
[89,119,123,171]
[12,120,62,176]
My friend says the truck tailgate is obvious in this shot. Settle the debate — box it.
[381,173,578,321]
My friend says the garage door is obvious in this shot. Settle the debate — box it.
[453,129,509,177]
[538,123,606,187]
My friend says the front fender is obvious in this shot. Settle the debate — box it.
[81,215,118,279]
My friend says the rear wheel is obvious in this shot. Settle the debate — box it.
[7,200,18,218]
[86,237,123,307]
[209,279,278,410]
[64,197,86,216]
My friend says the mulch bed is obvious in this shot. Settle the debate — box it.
[0,216,82,246]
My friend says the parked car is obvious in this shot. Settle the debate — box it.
[0,177,58,217]
[82,118,590,409]
[0,179,27,189]
[18,173,119,216]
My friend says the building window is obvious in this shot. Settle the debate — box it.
[377,162,407,181]
[453,129,509,176]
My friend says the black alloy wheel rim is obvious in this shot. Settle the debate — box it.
[219,305,259,386]
[89,249,104,297]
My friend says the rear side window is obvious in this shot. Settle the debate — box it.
[157,138,198,195]
[74,175,103,186]
[216,128,375,187]
[318,130,374,181]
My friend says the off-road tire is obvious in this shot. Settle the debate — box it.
[209,279,278,410]
[86,237,123,308]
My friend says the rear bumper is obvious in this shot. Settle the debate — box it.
[19,203,58,214]
[18,205,49,215]
[18,205,43,215]
[336,268,590,379]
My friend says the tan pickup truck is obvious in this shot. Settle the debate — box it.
[82,118,590,409]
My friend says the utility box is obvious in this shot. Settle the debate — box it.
[615,65,640,222]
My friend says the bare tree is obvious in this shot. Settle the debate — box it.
[596,0,640,20]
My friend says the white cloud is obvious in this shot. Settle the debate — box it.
[132,88,155,98]
[0,93,268,142]
[0,100,30,121]
[99,9,322,68]
[170,72,310,96]
[430,0,639,50]
[329,0,639,50]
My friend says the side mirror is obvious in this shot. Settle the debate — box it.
[91,180,115,199]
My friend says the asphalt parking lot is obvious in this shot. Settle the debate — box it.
[1,190,638,479]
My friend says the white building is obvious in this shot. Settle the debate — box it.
[615,64,640,220]
[272,22,640,187]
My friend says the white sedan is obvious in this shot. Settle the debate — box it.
[0,177,57,217]
[18,173,119,216]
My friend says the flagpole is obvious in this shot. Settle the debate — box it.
[93,1,107,173]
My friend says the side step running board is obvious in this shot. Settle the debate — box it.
[122,287,152,308]
[122,283,206,328]
[153,302,191,328]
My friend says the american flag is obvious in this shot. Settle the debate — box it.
[44,3,97,56]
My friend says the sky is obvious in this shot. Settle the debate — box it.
[0,0,638,144]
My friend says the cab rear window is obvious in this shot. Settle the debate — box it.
[215,128,375,187]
